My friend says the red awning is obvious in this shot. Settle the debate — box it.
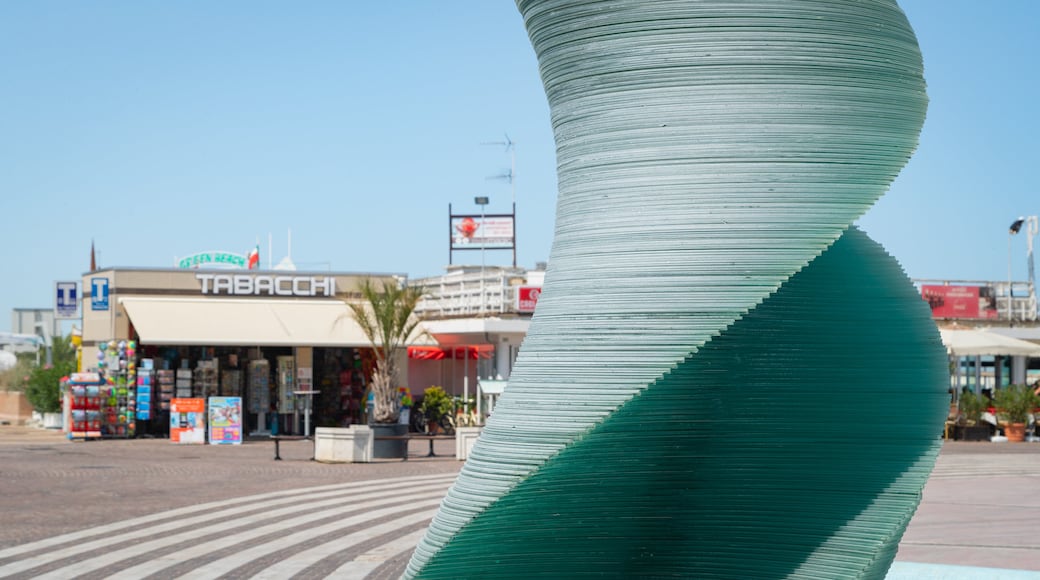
[408,345,494,360]
[408,346,449,360]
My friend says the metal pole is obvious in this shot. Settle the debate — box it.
[1009,231,1013,322]
[480,204,486,315]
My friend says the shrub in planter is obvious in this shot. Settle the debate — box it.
[994,384,1039,442]
[957,390,986,425]
[25,363,72,414]
[419,386,453,434]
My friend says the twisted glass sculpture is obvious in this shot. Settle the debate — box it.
[406,1,947,578]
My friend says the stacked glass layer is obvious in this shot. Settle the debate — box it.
[406,1,946,578]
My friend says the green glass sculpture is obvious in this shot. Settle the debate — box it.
[406,2,947,578]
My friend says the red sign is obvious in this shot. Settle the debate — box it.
[921,285,998,320]
[516,286,541,313]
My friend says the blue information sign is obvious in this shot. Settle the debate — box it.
[91,278,109,311]
[55,281,79,319]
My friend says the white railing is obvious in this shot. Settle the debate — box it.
[414,269,525,318]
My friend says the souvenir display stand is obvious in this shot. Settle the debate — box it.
[67,372,103,439]
[157,369,174,412]
[175,365,192,398]
[247,358,271,435]
[69,340,138,439]
[136,360,154,422]
[195,359,218,399]
[221,369,242,397]
[276,355,295,433]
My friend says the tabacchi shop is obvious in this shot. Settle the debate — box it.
[80,267,411,439]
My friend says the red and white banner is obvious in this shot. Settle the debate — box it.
[450,216,515,250]
[516,286,541,313]
[921,285,998,320]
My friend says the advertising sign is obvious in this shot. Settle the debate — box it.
[170,398,206,444]
[208,396,243,445]
[450,216,515,250]
[921,285,998,320]
[516,286,542,313]
[177,251,248,269]
[91,277,110,311]
[55,281,79,319]
[195,273,335,297]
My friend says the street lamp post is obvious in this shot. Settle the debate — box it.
[475,196,490,316]
[1009,216,1025,323]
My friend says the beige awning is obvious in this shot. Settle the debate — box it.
[120,297,371,347]
[939,328,1040,357]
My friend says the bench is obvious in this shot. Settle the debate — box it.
[270,435,312,460]
[374,434,455,461]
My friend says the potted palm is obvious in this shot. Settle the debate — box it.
[994,384,1039,442]
[955,390,989,441]
[346,278,425,458]
[419,386,453,435]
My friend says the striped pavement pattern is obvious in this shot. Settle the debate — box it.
[0,473,454,579]
[928,450,1040,480]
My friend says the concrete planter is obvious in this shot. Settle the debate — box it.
[314,426,373,463]
[372,423,409,459]
[455,427,482,461]
[42,412,63,429]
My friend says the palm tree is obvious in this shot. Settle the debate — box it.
[345,278,425,424]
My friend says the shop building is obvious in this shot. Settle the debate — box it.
[408,264,543,418]
[81,267,412,437]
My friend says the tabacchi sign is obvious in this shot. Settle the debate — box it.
[196,273,336,297]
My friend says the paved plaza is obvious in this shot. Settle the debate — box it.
[1,426,1039,579]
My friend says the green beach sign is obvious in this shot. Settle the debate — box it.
[177,251,248,269]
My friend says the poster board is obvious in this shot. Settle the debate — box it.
[208,397,243,445]
[170,398,206,444]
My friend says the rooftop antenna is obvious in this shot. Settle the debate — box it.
[482,133,516,204]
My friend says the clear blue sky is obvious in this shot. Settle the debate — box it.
[2,1,1037,333]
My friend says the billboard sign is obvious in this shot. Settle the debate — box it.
[921,285,998,320]
[451,216,515,250]
[55,281,79,319]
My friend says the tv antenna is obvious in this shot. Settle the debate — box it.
[482,133,516,204]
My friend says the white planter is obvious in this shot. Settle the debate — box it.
[456,427,482,461]
[314,426,373,463]
[42,412,63,429]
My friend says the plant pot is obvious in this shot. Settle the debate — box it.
[954,424,990,442]
[371,423,409,458]
[42,412,63,430]
[428,420,440,435]
[1005,422,1027,442]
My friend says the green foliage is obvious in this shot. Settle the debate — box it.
[20,333,80,412]
[419,386,453,422]
[957,390,987,424]
[50,334,78,368]
[26,361,73,413]
[343,278,425,423]
[994,384,1040,424]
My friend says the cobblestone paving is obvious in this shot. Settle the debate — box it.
[0,426,460,579]
[4,426,1040,577]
